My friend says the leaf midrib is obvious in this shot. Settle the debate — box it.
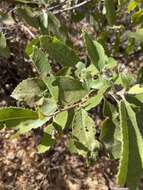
[0,116,38,122]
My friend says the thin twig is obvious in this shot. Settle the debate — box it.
[103,172,129,190]
[103,172,115,190]
[53,0,92,14]
[48,1,66,11]
[43,98,87,118]
[21,24,35,38]
[12,0,93,39]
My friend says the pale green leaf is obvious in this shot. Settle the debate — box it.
[70,109,99,157]
[53,111,68,130]
[86,64,98,76]
[128,84,143,103]
[128,1,138,13]
[30,46,51,78]
[37,98,57,115]
[11,78,47,107]
[120,73,134,90]
[128,28,143,43]
[0,32,10,58]
[25,38,40,56]
[104,57,117,70]
[90,78,110,90]
[128,84,143,94]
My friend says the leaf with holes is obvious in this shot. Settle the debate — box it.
[11,78,47,107]
[69,109,99,158]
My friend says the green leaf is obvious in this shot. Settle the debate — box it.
[37,98,57,116]
[68,137,90,158]
[127,84,143,103]
[0,107,38,128]
[86,64,99,76]
[40,36,80,67]
[54,76,87,106]
[128,84,143,94]
[100,118,121,159]
[84,33,108,71]
[120,73,134,90]
[84,84,109,111]
[48,12,61,31]
[136,106,143,136]
[30,46,51,78]
[117,100,143,189]
[38,133,54,153]
[137,67,143,84]
[104,0,116,25]
[69,109,99,158]
[43,76,59,102]
[132,9,143,24]
[25,38,40,56]
[11,78,47,107]
[40,10,48,32]
[103,98,116,118]
[104,57,117,70]
[0,107,48,135]
[128,28,143,43]
[38,124,54,153]
[75,62,86,79]
[47,12,65,40]
[128,1,138,13]
[65,109,75,130]
[17,7,40,28]
[16,117,49,134]
[90,78,110,90]
[56,67,72,76]
[0,11,14,25]
[53,111,68,130]
[0,32,10,58]
[117,101,129,185]
[100,99,121,159]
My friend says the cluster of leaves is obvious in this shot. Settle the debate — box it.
[1,0,143,58]
[1,0,143,189]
